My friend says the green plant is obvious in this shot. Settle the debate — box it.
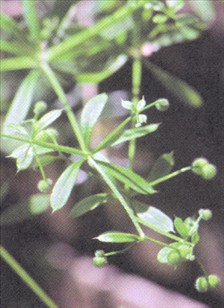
[1,0,221,306]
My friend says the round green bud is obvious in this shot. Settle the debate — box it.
[37,178,52,193]
[208,274,220,289]
[155,99,170,112]
[93,256,107,268]
[199,209,213,221]
[33,101,47,115]
[95,250,105,258]
[167,250,182,266]
[178,245,192,260]
[201,164,217,180]
[195,276,209,293]
[192,158,208,175]
[45,128,59,139]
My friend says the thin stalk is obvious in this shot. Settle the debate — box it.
[150,166,192,187]
[32,145,47,181]
[0,246,58,308]
[128,56,142,170]
[41,63,86,151]
[1,134,86,157]
[93,117,131,153]
[144,236,173,248]
[89,157,145,238]
[105,243,138,257]
[196,256,208,277]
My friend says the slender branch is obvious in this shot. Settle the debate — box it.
[89,158,145,238]
[150,166,192,187]
[41,63,87,151]
[0,246,58,308]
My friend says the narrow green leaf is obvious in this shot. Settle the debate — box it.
[144,60,203,108]
[112,123,160,146]
[137,206,175,233]
[147,152,175,182]
[1,57,37,72]
[46,1,145,61]
[96,160,156,195]
[9,144,34,171]
[0,40,32,56]
[3,70,40,153]
[70,193,109,218]
[80,93,108,146]
[22,0,40,41]
[51,160,83,211]
[0,13,25,40]
[0,194,50,226]
[96,231,140,243]
[174,217,189,239]
[34,109,63,132]
[76,55,128,84]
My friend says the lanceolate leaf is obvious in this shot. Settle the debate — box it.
[137,206,175,233]
[34,109,63,132]
[147,152,175,182]
[9,144,34,171]
[96,161,156,195]
[144,60,203,108]
[80,93,108,146]
[51,160,84,211]
[1,56,37,72]
[22,0,40,41]
[0,13,25,41]
[112,123,160,146]
[96,231,140,243]
[70,193,109,218]
[3,70,40,134]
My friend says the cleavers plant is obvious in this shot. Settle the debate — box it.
[0,0,221,306]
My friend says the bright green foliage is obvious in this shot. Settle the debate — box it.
[1,0,220,300]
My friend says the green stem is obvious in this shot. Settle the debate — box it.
[93,117,131,153]
[32,145,47,181]
[89,158,145,238]
[41,63,86,151]
[0,245,57,308]
[144,236,173,248]
[150,166,192,187]
[1,134,86,157]
[196,256,208,277]
[105,243,138,257]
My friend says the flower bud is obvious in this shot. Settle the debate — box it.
[195,276,208,293]
[34,101,47,115]
[93,256,107,268]
[37,178,52,192]
[192,158,208,175]
[201,164,217,180]
[208,274,220,289]
[199,209,213,221]
[155,99,169,111]
[167,250,182,266]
